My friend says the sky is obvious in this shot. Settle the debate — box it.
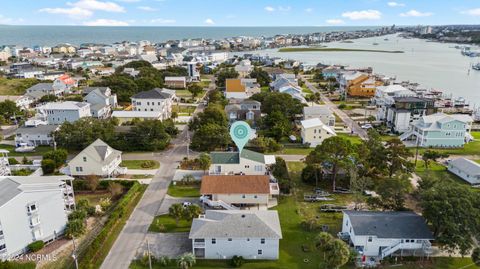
[0,0,479,27]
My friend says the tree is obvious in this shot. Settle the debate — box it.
[108,182,123,197]
[86,175,100,192]
[472,247,480,265]
[39,94,58,103]
[260,111,291,141]
[323,239,350,269]
[249,67,271,87]
[385,138,413,177]
[171,111,178,122]
[190,123,230,151]
[316,232,334,259]
[355,129,388,181]
[189,105,228,131]
[41,159,56,175]
[126,120,171,151]
[249,136,282,153]
[65,219,86,238]
[176,252,196,269]
[215,68,239,89]
[0,100,19,119]
[251,92,304,120]
[169,204,184,227]
[42,149,68,168]
[197,153,211,174]
[367,174,412,211]
[55,118,117,151]
[306,136,354,192]
[422,150,448,169]
[183,204,202,221]
[420,179,480,256]
[187,83,203,98]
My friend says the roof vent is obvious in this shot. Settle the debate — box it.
[241,214,246,218]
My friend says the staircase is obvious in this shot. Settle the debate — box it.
[399,130,414,141]
[200,196,239,210]
[381,241,403,259]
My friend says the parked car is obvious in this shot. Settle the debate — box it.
[361,123,373,129]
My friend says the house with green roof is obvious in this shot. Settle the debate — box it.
[209,149,276,175]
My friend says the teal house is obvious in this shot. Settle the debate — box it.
[402,113,473,148]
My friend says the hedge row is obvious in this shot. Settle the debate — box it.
[77,182,146,268]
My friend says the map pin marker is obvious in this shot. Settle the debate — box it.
[230,121,251,153]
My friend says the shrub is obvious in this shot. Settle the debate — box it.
[141,160,156,169]
[100,198,112,211]
[338,103,346,109]
[230,255,244,267]
[8,157,19,165]
[108,182,124,197]
[65,219,86,238]
[86,175,100,191]
[27,241,45,252]
[300,218,322,232]
[41,159,56,174]
[158,256,171,266]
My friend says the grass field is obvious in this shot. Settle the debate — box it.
[120,160,160,170]
[278,47,404,53]
[0,77,38,95]
[172,105,196,115]
[167,183,201,197]
[0,144,53,157]
[412,133,480,156]
[149,214,192,233]
[75,192,111,206]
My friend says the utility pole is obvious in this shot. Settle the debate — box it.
[186,129,190,159]
[72,236,79,269]
[146,239,152,269]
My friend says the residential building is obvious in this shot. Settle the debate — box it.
[225,99,261,125]
[187,62,201,81]
[447,158,480,185]
[234,59,253,78]
[321,66,342,79]
[37,101,91,125]
[25,83,60,97]
[339,72,382,97]
[303,105,335,126]
[131,88,174,120]
[300,118,336,147]
[164,76,187,89]
[225,79,247,99]
[401,113,473,148]
[15,125,60,147]
[341,211,433,264]
[83,87,117,119]
[0,176,75,259]
[110,111,163,125]
[67,139,125,177]
[0,95,33,110]
[200,175,279,210]
[189,210,282,259]
[209,149,276,176]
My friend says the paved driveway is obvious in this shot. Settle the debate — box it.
[140,233,191,258]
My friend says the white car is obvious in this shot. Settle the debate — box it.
[182,202,192,208]
[361,123,373,129]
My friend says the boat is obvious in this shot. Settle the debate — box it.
[384,38,389,41]
[15,143,36,153]
[473,63,480,71]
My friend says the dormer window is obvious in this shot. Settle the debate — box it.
[83,157,87,162]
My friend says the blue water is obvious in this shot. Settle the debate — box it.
[0,25,380,46]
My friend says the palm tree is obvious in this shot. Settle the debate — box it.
[169,204,184,227]
[177,252,196,269]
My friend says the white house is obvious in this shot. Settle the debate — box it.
[447,158,480,185]
[0,95,33,110]
[164,76,187,89]
[341,211,433,265]
[209,149,276,175]
[234,59,253,78]
[131,88,174,121]
[300,118,336,147]
[15,125,60,147]
[189,210,282,259]
[303,105,335,126]
[37,101,91,125]
[0,176,75,260]
[200,175,279,210]
[67,139,125,177]
[83,87,118,119]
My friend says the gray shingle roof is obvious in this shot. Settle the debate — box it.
[132,88,173,99]
[344,211,433,239]
[16,125,60,135]
[210,149,265,164]
[0,179,21,207]
[26,83,53,93]
[189,210,282,239]
[83,87,109,95]
[449,158,480,176]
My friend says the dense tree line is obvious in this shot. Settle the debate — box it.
[214,68,239,89]
[92,61,188,102]
[55,118,175,152]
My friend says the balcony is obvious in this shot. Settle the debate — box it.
[269,183,280,195]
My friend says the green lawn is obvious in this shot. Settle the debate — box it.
[413,160,474,189]
[120,160,160,170]
[337,133,362,144]
[149,214,192,233]
[0,77,38,95]
[167,183,201,197]
[75,192,111,206]
[274,145,313,156]
[0,144,54,157]
[261,86,270,92]
[410,132,480,157]
[172,105,196,115]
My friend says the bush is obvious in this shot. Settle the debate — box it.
[27,241,45,252]
[338,103,346,109]
[41,159,56,174]
[8,157,18,165]
[141,160,156,169]
[230,255,244,267]
[65,219,86,238]
[300,218,322,232]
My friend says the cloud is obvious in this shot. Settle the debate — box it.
[264,6,275,12]
[137,6,157,11]
[325,19,345,25]
[150,18,176,24]
[461,8,480,16]
[387,2,405,7]
[39,7,93,19]
[115,0,141,2]
[342,10,382,20]
[69,0,125,13]
[305,8,313,13]
[278,6,291,12]
[83,18,129,26]
[0,15,13,24]
[400,10,433,17]
[204,18,215,25]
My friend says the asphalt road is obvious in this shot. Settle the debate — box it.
[303,78,368,140]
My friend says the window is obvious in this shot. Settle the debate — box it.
[260,238,265,244]
[242,195,246,198]
[254,195,258,199]
[258,250,262,255]
[83,157,87,162]
[254,165,263,172]
[0,244,5,251]
[228,238,232,241]
[211,238,216,244]
[245,165,250,168]
[147,102,150,105]
[28,203,38,213]
[75,167,83,172]
[368,237,372,242]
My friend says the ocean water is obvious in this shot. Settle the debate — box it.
[0,25,379,46]
[237,34,480,107]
